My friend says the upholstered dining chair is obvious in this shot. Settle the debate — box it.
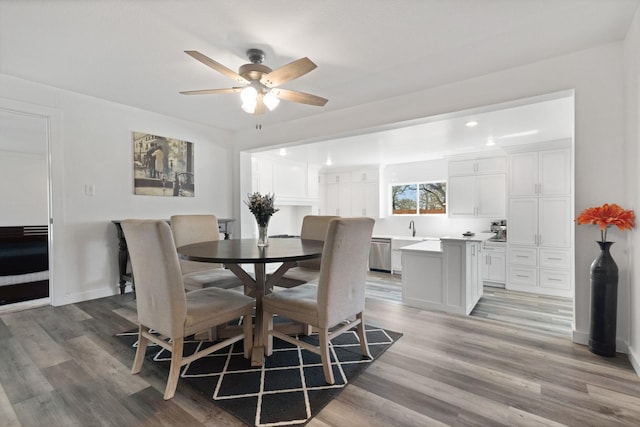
[272,215,339,287]
[121,220,254,400]
[262,217,375,384]
[170,214,243,291]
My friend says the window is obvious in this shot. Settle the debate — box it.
[392,181,446,215]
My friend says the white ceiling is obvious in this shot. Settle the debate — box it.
[0,0,636,159]
[254,94,574,168]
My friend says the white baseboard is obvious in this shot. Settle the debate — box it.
[52,285,120,306]
[627,345,640,379]
[0,297,49,315]
[573,328,631,358]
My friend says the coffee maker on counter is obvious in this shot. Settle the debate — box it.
[490,219,507,241]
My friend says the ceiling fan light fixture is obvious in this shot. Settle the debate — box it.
[240,86,258,113]
[263,90,280,111]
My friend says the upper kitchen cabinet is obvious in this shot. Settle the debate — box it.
[323,172,352,216]
[252,155,319,204]
[509,148,571,196]
[449,157,506,176]
[321,167,381,217]
[448,156,506,218]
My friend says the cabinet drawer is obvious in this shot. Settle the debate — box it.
[509,247,537,266]
[540,269,570,290]
[539,249,570,269]
[509,266,537,287]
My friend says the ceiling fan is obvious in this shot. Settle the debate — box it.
[180,48,328,115]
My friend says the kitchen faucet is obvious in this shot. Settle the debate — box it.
[409,220,416,237]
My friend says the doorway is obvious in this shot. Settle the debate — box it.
[0,108,51,308]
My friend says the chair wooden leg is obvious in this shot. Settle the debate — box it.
[319,328,334,384]
[131,325,148,374]
[263,308,274,356]
[356,312,372,359]
[242,313,253,359]
[164,337,184,400]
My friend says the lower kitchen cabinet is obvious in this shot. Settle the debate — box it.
[482,242,506,286]
[401,238,483,315]
[507,246,571,296]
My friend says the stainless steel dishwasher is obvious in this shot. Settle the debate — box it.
[369,237,392,272]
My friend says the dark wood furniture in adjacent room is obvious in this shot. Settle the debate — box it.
[0,225,49,305]
[111,218,234,294]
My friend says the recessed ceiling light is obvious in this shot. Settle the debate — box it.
[279,148,287,156]
[486,137,495,146]
[326,157,333,166]
[465,120,479,127]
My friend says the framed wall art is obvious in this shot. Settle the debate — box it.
[132,132,194,197]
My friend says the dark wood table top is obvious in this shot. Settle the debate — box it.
[177,238,324,264]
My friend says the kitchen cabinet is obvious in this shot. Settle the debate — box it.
[466,241,482,310]
[507,147,572,297]
[509,197,571,248]
[321,168,380,217]
[350,170,380,217]
[323,172,351,216]
[391,238,422,273]
[449,157,506,176]
[482,242,506,286]
[252,155,320,203]
[401,238,482,315]
[509,148,570,196]
[448,173,506,217]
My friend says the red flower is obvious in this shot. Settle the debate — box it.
[576,203,635,242]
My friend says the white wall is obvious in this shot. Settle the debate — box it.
[624,6,640,372]
[373,158,490,238]
[0,74,234,305]
[233,42,630,351]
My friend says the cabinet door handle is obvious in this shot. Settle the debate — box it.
[516,255,528,258]
[516,274,529,278]
[548,257,562,261]
[548,278,562,281]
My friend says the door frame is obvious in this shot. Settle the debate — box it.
[0,98,62,307]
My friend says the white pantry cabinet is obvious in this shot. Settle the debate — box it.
[507,146,572,297]
[321,168,380,217]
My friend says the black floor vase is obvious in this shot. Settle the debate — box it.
[589,241,618,357]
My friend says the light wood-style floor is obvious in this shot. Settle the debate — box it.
[1,283,639,426]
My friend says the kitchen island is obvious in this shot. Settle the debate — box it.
[400,233,494,315]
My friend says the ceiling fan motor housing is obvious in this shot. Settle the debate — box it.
[239,63,272,81]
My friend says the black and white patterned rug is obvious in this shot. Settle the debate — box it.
[117,324,401,426]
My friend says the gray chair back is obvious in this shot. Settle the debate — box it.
[171,214,223,271]
[121,220,187,338]
[297,215,339,270]
[317,217,374,328]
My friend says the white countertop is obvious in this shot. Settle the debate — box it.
[440,232,496,242]
[372,235,441,241]
[398,240,443,253]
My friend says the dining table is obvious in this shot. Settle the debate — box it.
[177,237,324,366]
